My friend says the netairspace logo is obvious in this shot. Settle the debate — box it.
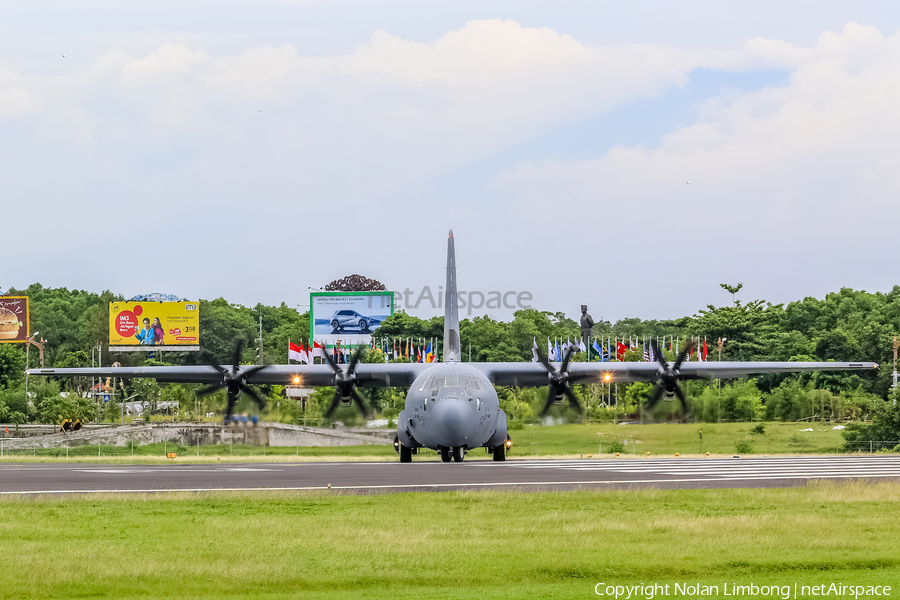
[391,286,533,315]
[593,583,893,599]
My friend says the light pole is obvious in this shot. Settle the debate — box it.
[24,332,39,402]
[256,304,264,365]
[892,335,898,391]
[717,337,726,423]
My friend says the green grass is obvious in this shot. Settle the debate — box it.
[0,422,861,463]
[511,421,850,456]
[0,482,898,599]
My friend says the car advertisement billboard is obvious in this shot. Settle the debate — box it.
[310,292,393,345]
[109,301,199,347]
[0,297,29,343]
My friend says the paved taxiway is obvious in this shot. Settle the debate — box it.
[1,456,900,494]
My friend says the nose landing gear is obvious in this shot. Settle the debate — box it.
[439,446,466,462]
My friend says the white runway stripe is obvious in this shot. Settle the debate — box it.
[503,457,900,480]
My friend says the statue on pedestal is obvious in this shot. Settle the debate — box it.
[580,305,594,345]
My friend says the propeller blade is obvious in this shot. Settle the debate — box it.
[196,382,225,397]
[224,388,239,423]
[199,351,226,374]
[562,386,582,414]
[540,385,557,416]
[347,345,365,376]
[674,341,693,370]
[324,390,342,419]
[560,345,574,372]
[534,348,553,373]
[676,387,690,416]
[646,384,665,411]
[239,382,267,409]
[240,364,268,382]
[322,347,339,372]
[350,389,372,417]
[651,340,668,369]
[232,338,245,373]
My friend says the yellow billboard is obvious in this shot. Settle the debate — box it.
[109,301,199,346]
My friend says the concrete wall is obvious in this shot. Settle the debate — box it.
[0,422,393,449]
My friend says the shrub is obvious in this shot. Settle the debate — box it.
[735,440,753,454]
[606,440,625,454]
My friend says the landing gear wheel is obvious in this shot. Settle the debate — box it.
[452,447,465,462]
[492,445,506,461]
[440,447,452,462]
[400,444,412,463]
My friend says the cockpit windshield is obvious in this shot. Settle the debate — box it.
[421,374,483,391]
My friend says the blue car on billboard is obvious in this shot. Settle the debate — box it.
[330,310,381,332]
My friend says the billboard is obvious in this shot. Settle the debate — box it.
[311,292,393,345]
[0,297,29,343]
[109,301,199,348]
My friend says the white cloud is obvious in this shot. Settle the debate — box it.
[3,18,900,318]
[496,23,900,244]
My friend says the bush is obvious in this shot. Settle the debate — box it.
[751,424,765,435]
[735,440,753,454]
[606,440,625,454]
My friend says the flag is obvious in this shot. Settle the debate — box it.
[426,342,434,363]
[592,340,605,361]
[616,342,628,361]
[313,340,327,362]
[642,345,649,362]
[702,337,708,361]
[554,339,562,362]
[548,338,552,361]
[579,337,587,353]
[532,338,539,362]
[289,341,304,363]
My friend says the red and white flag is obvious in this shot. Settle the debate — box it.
[313,340,327,361]
[289,341,309,364]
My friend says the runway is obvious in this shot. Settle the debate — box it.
[2,455,900,494]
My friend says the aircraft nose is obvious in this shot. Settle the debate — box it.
[432,398,473,445]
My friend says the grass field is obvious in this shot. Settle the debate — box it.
[510,421,853,456]
[0,482,897,599]
[0,421,863,464]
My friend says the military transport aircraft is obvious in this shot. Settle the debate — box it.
[27,231,878,463]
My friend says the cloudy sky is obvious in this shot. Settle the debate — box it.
[3,1,900,323]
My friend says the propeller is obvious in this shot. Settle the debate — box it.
[195,339,269,423]
[535,346,583,417]
[321,345,372,419]
[646,340,694,417]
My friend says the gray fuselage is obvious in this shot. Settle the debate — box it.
[397,362,507,451]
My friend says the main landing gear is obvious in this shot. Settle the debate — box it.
[490,435,512,461]
[439,446,465,462]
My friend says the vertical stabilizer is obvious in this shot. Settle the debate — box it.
[443,230,461,362]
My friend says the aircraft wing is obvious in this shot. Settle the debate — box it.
[472,360,879,387]
[26,363,433,388]
[26,360,877,389]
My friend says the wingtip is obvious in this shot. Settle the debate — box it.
[448,229,454,238]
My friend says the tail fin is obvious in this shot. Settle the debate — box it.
[443,229,461,362]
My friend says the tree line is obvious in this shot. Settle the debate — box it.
[1,282,900,447]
